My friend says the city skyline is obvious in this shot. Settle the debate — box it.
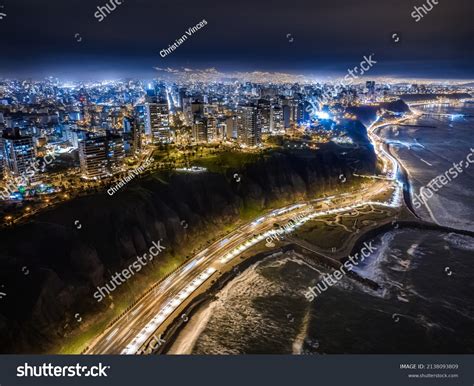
[0,0,473,376]
[1,73,472,357]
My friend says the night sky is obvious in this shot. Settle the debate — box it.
[0,0,472,79]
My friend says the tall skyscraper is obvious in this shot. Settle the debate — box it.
[225,116,238,140]
[206,116,218,142]
[282,105,291,129]
[297,101,312,123]
[78,136,109,179]
[257,99,271,133]
[1,128,36,181]
[106,133,125,173]
[237,105,261,147]
[78,133,125,179]
[366,81,376,99]
[0,142,4,181]
[145,102,171,144]
[270,106,283,133]
[192,117,208,143]
[63,127,85,149]
[191,101,204,116]
[0,130,6,180]
[178,88,187,109]
[132,117,142,155]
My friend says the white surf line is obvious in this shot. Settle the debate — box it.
[414,139,425,149]
[419,158,432,166]
[420,195,440,226]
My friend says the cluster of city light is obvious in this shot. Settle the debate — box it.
[121,267,217,355]
[314,111,330,120]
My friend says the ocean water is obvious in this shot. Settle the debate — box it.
[380,102,474,231]
[167,103,474,354]
[168,231,474,354]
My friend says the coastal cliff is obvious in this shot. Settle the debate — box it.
[0,141,376,353]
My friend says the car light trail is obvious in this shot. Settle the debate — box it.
[97,115,408,355]
[121,267,217,355]
[272,203,306,216]
[219,194,401,265]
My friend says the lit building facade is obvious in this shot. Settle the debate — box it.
[145,102,171,144]
[192,117,208,143]
[78,134,124,179]
[79,136,108,179]
[237,105,261,147]
[270,106,284,133]
[1,130,36,181]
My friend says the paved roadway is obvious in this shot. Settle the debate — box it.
[85,115,405,355]
[85,180,399,354]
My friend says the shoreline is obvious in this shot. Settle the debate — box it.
[160,220,474,355]
[371,121,420,219]
[160,105,474,354]
[162,218,474,354]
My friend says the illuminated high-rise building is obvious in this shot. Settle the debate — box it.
[206,116,218,142]
[0,143,4,180]
[225,116,238,140]
[270,106,283,133]
[237,105,261,147]
[297,101,312,123]
[256,99,271,133]
[78,136,108,179]
[192,117,208,143]
[178,88,187,109]
[282,105,291,129]
[145,102,171,144]
[78,133,125,179]
[106,133,125,173]
[1,128,36,181]
[366,81,376,98]
[132,117,142,155]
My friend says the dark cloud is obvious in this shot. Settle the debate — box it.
[0,0,472,78]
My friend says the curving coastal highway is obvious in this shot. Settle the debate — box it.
[84,115,406,355]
